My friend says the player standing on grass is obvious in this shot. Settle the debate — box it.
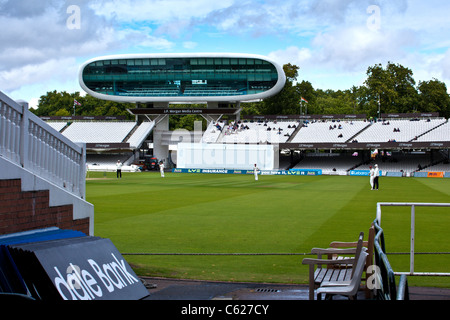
[373,164,380,190]
[116,160,122,179]
[159,161,165,178]
[253,163,259,181]
[369,165,374,190]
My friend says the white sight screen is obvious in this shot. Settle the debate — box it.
[177,143,275,170]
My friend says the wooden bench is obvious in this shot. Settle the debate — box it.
[316,250,369,300]
[302,232,365,300]
[328,223,375,298]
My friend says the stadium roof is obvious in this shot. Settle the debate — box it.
[79,53,286,104]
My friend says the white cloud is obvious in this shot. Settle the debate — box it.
[28,97,40,109]
[183,41,198,49]
[0,2,119,69]
[2,0,450,102]
[116,26,176,51]
[425,49,450,84]
[441,50,450,81]
[268,23,420,73]
[310,26,419,71]
[0,58,78,92]
[268,45,366,90]
[268,46,312,68]
[89,0,234,24]
[0,1,177,96]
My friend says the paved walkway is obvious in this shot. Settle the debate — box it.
[140,277,450,300]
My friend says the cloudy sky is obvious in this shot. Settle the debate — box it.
[1,0,450,108]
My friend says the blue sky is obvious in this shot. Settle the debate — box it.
[1,0,450,108]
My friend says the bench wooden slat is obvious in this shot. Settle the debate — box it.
[303,232,365,300]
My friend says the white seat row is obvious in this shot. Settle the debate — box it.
[421,163,450,172]
[354,119,446,143]
[415,121,450,141]
[46,122,67,132]
[126,121,155,148]
[61,121,136,143]
[221,121,299,144]
[291,121,370,143]
[201,121,224,143]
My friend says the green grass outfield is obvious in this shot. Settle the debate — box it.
[86,171,450,287]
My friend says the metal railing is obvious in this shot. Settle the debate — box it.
[376,202,450,277]
[373,218,409,300]
[0,91,86,199]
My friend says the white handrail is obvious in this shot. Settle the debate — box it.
[0,91,86,199]
[376,202,450,277]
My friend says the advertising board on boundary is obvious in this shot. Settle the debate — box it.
[172,168,322,176]
[349,170,383,176]
[427,172,444,178]
[8,237,149,300]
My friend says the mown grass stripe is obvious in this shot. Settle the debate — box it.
[86,171,450,286]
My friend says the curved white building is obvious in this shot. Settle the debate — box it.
[79,53,286,103]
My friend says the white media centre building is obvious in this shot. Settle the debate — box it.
[78,53,287,171]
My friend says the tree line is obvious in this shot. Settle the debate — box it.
[247,62,450,119]
[31,61,450,129]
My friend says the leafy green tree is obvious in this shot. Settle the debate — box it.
[32,90,134,119]
[386,62,419,113]
[295,80,316,114]
[169,114,206,131]
[364,62,420,116]
[353,85,377,116]
[241,101,264,116]
[417,79,450,118]
[33,90,74,116]
[296,81,315,103]
[261,63,300,114]
[54,108,71,117]
[364,63,397,117]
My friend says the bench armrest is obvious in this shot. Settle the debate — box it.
[330,241,369,248]
[310,247,357,255]
[302,257,355,266]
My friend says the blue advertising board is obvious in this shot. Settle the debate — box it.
[349,170,384,176]
[172,168,322,176]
